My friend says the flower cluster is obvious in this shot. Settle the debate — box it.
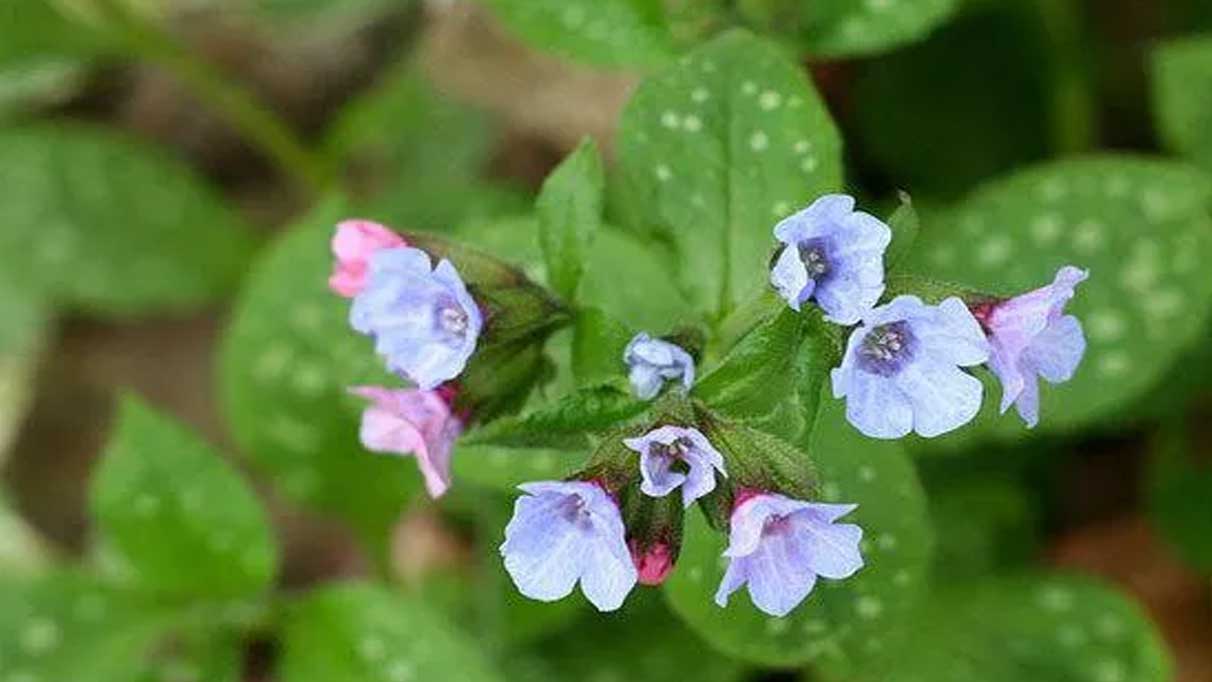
[328,189,1087,619]
[773,195,1089,439]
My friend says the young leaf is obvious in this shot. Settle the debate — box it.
[694,307,806,426]
[1151,34,1212,173]
[884,191,919,270]
[219,198,422,547]
[907,157,1212,443]
[571,307,634,387]
[617,30,843,318]
[664,396,932,670]
[480,0,673,68]
[278,583,505,682]
[796,0,961,58]
[91,396,278,599]
[0,125,256,314]
[1146,425,1212,574]
[852,575,1172,682]
[462,383,647,449]
[536,138,605,302]
[0,572,170,682]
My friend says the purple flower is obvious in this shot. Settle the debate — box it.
[623,333,695,400]
[715,492,864,617]
[769,194,892,325]
[975,266,1088,427]
[622,426,726,507]
[350,247,483,390]
[500,480,637,611]
[350,385,463,499]
[831,295,990,439]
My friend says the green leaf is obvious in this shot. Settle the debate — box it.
[452,443,584,492]
[695,307,806,428]
[278,582,505,682]
[219,197,421,546]
[853,575,1172,682]
[885,191,919,270]
[664,396,932,670]
[0,124,257,314]
[480,0,673,68]
[536,138,605,302]
[464,383,647,449]
[571,307,634,387]
[91,396,277,599]
[1147,425,1212,574]
[618,30,842,317]
[0,572,169,682]
[907,157,1212,443]
[796,0,961,58]
[927,477,1039,582]
[1151,34,1212,173]
[521,595,747,682]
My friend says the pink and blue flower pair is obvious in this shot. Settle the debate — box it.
[329,220,481,499]
[771,195,1088,438]
[500,425,864,616]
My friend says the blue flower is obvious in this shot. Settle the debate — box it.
[769,194,891,325]
[350,247,483,390]
[622,425,727,508]
[623,333,695,400]
[831,296,990,439]
[500,481,637,612]
[715,493,863,617]
[977,266,1088,427]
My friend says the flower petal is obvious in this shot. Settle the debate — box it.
[834,367,914,439]
[1023,315,1085,384]
[893,360,983,438]
[792,510,864,580]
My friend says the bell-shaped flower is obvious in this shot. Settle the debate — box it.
[350,247,483,389]
[831,295,990,439]
[714,492,864,617]
[622,425,726,507]
[769,194,891,325]
[329,220,407,298]
[977,266,1088,427]
[500,481,637,612]
[623,333,695,400]
[350,386,463,498]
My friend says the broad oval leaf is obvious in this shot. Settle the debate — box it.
[0,125,256,314]
[278,582,504,682]
[663,396,932,669]
[798,0,961,58]
[91,397,278,599]
[852,575,1172,682]
[0,572,170,682]
[617,30,843,317]
[536,138,605,302]
[1151,34,1212,173]
[219,198,421,546]
[908,157,1212,445]
[481,0,674,68]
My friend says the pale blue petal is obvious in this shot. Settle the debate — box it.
[1024,315,1085,383]
[838,368,913,439]
[713,559,748,608]
[770,245,811,311]
[578,528,638,612]
[773,194,855,243]
[1012,372,1041,427]
[628,364,665,400]
[793,510,864,579]
[893,360,983,438]
[736,531,818,617]
[914,297,990,367]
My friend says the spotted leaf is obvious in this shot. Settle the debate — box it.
[91,396,277,599]
[1152,34,1212,173]
[278,583,504,682]
[480,0,673,68]
[618,29,843,317]
[851,575,1172,682]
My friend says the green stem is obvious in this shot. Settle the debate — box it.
[1033,0,1099,153]
[94,0,333,194]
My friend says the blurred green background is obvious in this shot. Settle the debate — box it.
[1,0,1211,680]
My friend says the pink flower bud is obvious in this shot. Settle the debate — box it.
[630,540,675,586]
